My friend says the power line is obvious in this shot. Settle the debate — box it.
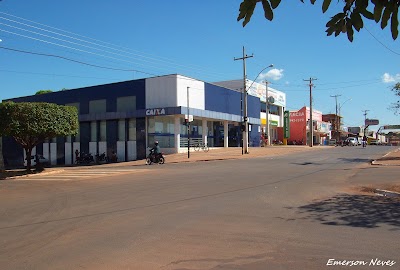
[0,45,157,75]
[0,69,124,80]
[0,12,232,78]
[0,45,228,87]
[365,26,400,56]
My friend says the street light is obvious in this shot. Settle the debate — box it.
[338,98,352,130]
[242,64,274,151]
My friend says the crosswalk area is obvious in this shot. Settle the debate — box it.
[22,167,145,181]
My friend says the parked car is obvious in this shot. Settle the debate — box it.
[344,137,358,146]
[369,140,381,145]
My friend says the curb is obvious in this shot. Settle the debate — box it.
[374,189,400,198]
[3,169,66,180]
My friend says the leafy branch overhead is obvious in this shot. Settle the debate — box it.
[237,0,400,42]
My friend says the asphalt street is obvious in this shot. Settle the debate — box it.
[0,146,398,270]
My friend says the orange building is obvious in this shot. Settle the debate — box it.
[279,106,331,145]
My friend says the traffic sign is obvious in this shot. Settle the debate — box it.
[185,114,193,122]
[365,119,379,126]
[383,125,400,129]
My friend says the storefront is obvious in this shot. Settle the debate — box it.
[2,74,262,166]
[287,106,331,145]
[214,79,286,144]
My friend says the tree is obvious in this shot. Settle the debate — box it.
[35,90,53,95]
[238,0,399,42]
[0,102,79,171]
[0,136,4,173]
[390,82,400,114]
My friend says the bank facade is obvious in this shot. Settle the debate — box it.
[3,74,267,167]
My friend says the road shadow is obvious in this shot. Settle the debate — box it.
[294,194,400,229]
[338,158,373,163]
[376,156,400,161]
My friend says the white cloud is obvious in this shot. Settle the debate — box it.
[382,72,400,83]
[259,68,284,81]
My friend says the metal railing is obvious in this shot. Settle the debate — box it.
[180,138,203,148]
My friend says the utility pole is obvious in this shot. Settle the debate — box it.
[362,109,370,137]
[234,46,253,154]
[187,86,190,159]
[330,94,342,142]
[265,80,271,146]
[304,78,317,147]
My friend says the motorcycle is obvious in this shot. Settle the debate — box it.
[146,148,165,165]
[75,152,94,164]
[95,152,108,164]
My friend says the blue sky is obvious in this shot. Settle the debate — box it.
[0,0,399,131]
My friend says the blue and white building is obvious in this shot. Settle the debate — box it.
[3,74,264,167]
[214,79,287,142]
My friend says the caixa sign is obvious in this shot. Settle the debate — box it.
[146,108,166,116]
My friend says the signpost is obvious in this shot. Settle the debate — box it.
[365,119,379,126]
[284,110,290,139]
[383,125,400,130]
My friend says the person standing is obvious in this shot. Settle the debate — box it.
[362,135,367,148]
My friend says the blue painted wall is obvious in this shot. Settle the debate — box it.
[7,79,146,113]
[204,83,260,118]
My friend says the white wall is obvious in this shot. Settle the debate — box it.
[73,142,80,164]
[146,75,178,108]
[43,143,49,162]
[50,143,57,165]
[89,142,97,156]
[176,75,205,110]
[98,142,107,155]
[146,75,205,110]
[65,143,72,165]
[127,141,137,161]
[117,141,126,162]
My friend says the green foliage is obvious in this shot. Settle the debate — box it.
[0,102,79,170]
[35,90,53,95]
[390,83,400,114]
[237,0,400,42]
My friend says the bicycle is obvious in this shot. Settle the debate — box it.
[194,143,209,152]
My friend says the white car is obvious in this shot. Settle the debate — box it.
[344,137,358,146]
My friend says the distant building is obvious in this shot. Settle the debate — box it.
[214,79,286,143]
[283,106,331,145]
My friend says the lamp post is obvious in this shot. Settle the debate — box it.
[246,65,274,148]
[338,98,352,131]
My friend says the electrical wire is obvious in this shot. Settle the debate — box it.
[365,26,400,56]
[0,12,231,78]
[0,69,124,80]
[0,45,157,75]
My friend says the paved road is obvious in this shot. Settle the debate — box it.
[0,146,398,270]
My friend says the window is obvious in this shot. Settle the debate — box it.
[118,119,126,141]
[261,103,280,116]
[128,119,136,141]
[147,116,174,148]
[90,121,97,141]
[117,96,136,112]
[89,99,106,114]
[100,120,106,141]
[269,105,280,116]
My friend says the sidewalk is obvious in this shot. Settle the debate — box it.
[101,145,325,167]
[1,146,399,180]
[371,147,400,166]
